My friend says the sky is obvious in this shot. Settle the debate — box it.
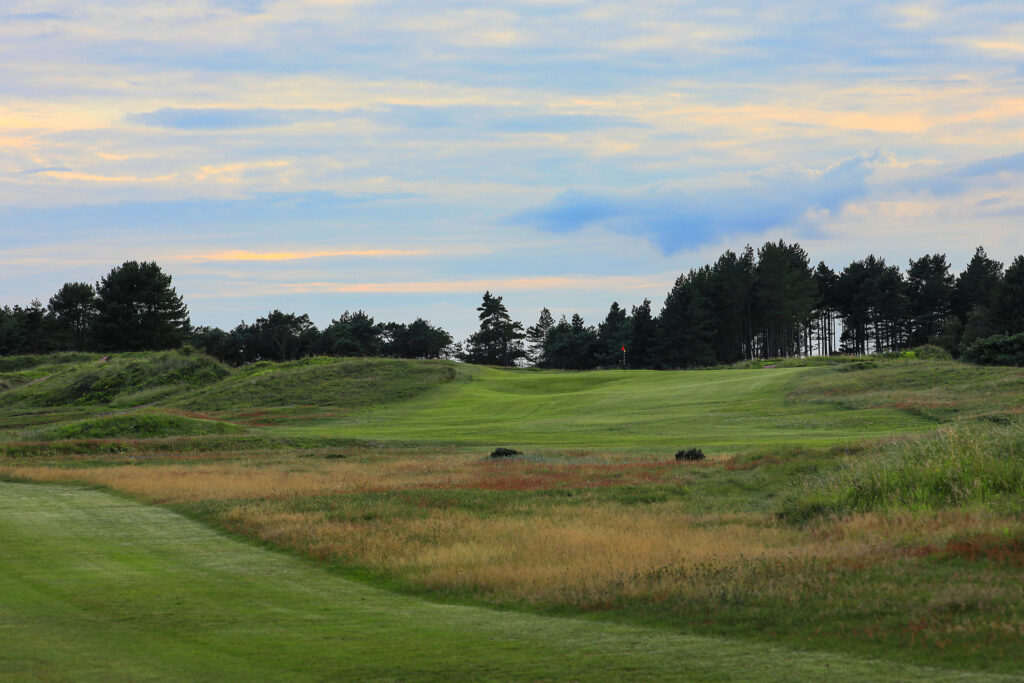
[2,0,1024,339]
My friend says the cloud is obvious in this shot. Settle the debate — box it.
[127,107,334,130]
[182,248,435,262]
[355,104,645,133]
[193,274,674,297]
[512,151,888,253]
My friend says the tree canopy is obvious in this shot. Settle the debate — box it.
[92,261,190,352]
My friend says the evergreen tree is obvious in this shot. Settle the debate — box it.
[251,310,319,361]
[998,256,1024,334]
[463,291,526,366]
[0,301,48,355]
[541,314,599,369]
[525,307,555,365]
[595,302,631,367]
[953,246,1003,326]
[658,268,716,368]
[92,261,190,351]
[710,249,755,363]
[628,299,658,368]
[382,319,453,359]
[48,282,97,351]
[317,310,382,357]
[812,262,839,356]
[906,254,954,347]
[753,240,816,358]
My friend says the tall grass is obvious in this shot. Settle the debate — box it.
[0,350,230,408]
[783,421,1024,522]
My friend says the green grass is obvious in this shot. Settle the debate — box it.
[782,420,1024,522]
[25,411,241,440]
[0,350,229,409]
[281,363,943,451]
[174,355,456,414]
[4,352,1024,678]
[1,480,1008,682]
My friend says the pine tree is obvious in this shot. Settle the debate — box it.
[463,292,526,366]
[92,261,190,351]
[596,302,630,367]
[525,307,555,365]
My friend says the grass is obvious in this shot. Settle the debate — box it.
[782,420,1024,521]
[4,480,997,682]
[3,351,1024,678]
[25,411,241,440]
[283,363,941,450]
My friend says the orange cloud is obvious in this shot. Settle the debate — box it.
[183,249,434,262]
[270,274,671,294]
[39,170,177,183]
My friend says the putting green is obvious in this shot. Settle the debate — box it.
[0,481,1007,681]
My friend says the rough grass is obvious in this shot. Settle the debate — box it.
[10,481,976,682]
[25,411,241,440]
[10,438,1024,674]
[174,356,457,413]
[782,420,1024,522]
[0,350,230,408]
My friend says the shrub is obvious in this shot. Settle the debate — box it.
[963,333,1024,367]
[675,448,705,461]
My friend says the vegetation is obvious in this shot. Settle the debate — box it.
[963,331,1024,367]
[2,351,1024,677]
[4,243,1022,373]
[4,482,981,681]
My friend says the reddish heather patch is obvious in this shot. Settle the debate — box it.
[944,534,1024,566]
[723,455,780,471]
[457,461,682,491]
[171,410,216,420]
[905,534,1024,566]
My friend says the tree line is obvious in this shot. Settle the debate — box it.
[2,241,1022,367]
[0,261,452,362]
[464,241,1024,369]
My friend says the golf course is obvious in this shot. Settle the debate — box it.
[2,350,1023,680]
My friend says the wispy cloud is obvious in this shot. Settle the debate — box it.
[182,248,436,262]
[127,107,337,130]
[194,274,675,297]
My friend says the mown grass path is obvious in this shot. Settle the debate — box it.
[0,481,1009,682]
[289,366,935,450]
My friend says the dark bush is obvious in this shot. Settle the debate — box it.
[963,332,1024,367]
[490,447,521,458]
[675,448,705,461]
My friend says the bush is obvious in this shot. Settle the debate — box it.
[675,448,705,461]
[904,344,952,361]
[962,333,1024,367]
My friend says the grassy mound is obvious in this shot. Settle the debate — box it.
[27,411,240,440]
[0,350,230,408]
[791,360,1024,422]
[781,420,1024,522]
[176,356,457,412]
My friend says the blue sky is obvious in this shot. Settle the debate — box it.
[2,1,1024,338]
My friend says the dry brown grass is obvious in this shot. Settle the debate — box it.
[6,454,1024,617]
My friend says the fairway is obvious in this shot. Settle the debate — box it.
[284,365,935,450]
[0,481,1009,682]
